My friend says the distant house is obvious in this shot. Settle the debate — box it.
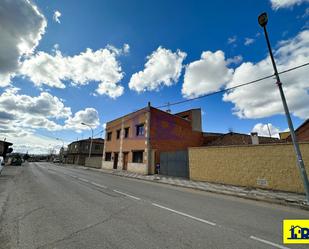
[66,138,104,166]
[204,132,280,146]
[102,104,204,174]
[286,119,309,142]
[279,131,290,140]
[0,140,13,159]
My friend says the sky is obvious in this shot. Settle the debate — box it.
[0,0,308,154]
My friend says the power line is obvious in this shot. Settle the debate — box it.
[93,130,104,137]
[99,62,309,133]
[155,62,309,109]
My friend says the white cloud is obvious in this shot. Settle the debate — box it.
[129,47,186,92]
[0,89,100,134]
[0,90,71,119]
[227,36,237,44]
[226,55,243,65]
[0,0,46,87]
[252,123,280,138]
[0,90,101,153]
[270,0,309,9]
[3,133,62,154]
[20,45,127,98]
[53,10,61,23]
[182,51,233,98]
[65,108,100,132]
[224,30,309,119]
[244,38,255,46]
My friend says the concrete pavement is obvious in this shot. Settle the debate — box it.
[0,162,308,249]
[75,165,308,208]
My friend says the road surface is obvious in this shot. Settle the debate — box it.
[0,162,308,249]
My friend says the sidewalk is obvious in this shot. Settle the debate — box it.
[73,165,309,210]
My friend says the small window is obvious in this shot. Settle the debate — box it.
[94,145,100,150]
[124,127,129,138]
[132,151,143,163]
[182,115,189,120]
[107,132,112,141]
[136,124,144,136]
[116,129,121,139]
[105,152,112,161]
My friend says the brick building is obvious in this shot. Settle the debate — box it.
[286,119,309,142]
[102,104,204,174]
[66,138,104,165]
[204,132,280,146]
[0,140,13,159]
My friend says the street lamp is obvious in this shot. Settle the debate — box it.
[258,12,309,203]
[81,122,93,158]
[56,138,65,163]
[56,138,64,148]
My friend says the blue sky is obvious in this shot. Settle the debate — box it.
[0,0,308,153]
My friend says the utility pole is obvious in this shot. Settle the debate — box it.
[266,124,272,138]
[258,12,309,203]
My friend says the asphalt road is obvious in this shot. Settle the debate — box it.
[0,162,308,249]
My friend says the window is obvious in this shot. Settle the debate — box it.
[116,129,121,139]
[124,127,129,138]
[105,152,112,161]
[182,115,189,120]
[132,151,143,163]
[107,132,112,141]
[136,124,144,136]
[94,145,100,150]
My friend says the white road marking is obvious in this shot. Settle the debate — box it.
[151,203,216,226]
[90,181,107,189]
[113,189,141,200]
[77,177,89,183]
[250,236,291,249]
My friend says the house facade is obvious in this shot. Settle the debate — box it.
[66,138,104,165]
[0,140,13,160]
[286,119,309,142]
[204,132,280,146]
[102,104,204,174]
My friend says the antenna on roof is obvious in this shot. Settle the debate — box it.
[166,102,171,113]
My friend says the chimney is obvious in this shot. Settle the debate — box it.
[251,132,259,145]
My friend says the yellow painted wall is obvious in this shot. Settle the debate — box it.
[189,143,309,193]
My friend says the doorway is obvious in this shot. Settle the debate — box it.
[113,153,118,169]
[122,152,128,170]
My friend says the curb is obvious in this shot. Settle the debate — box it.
[72,165,309,210]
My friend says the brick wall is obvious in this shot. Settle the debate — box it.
[287,120,309,142]
[189,143,309,193]
[206,132,280,146]
[150,108,204,166]
[103,108,148,172]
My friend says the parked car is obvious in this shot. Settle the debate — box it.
[53,158,60,163]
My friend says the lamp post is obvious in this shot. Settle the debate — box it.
[258,12,309,203]
[81,122,93,158]
[56,138,65,163]
[56,138,64,148]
